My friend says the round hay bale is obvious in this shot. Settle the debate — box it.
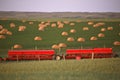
[59,43,67,48]
[63,21,69,24]
[107,27,113,31]
[70,23,75,26]
[51,23,56,27]
[98,33,105,37]
[61,31,68,36]
[0,28,8,34]
[38,27,44,31]
[90,36,97,40]
[18,26,26,31]
[34,36,42,41]
[76,20,81,23]
[101,28,106,32]
[0,35,6,39]
[77,37,85,42]
[70,29,76,33]
[29,22,33,24]
[67,37,74,42]
[0,25,3,30]
[52,44,59,49]
[10,23,15,28]
[57,21,61,25]
[118,33,120,36]
[6,31,12,35]
[113,41,120,46]
[13,44,22,49]
[58,24,64,28]
[88,21,94,25]
[22,19,26,23]
[83,27,89,31]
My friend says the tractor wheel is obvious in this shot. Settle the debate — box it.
[55,55,61,60]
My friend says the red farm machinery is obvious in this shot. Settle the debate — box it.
[0,48,115,61]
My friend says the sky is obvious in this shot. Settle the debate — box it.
[0,0,120,12]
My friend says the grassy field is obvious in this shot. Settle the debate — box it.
[0,19,120,57]
[0,58,120,80]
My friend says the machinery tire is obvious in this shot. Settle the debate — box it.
[55,55,61,61]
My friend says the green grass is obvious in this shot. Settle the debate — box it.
[0,58,120,80]
[0,19,120,57]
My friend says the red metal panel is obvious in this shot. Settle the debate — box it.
[93,48,112,54]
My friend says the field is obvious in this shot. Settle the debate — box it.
[0,58,120,80]
[0,18,120,80]
[0,19,120,57]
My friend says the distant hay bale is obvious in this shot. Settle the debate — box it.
[52,44,59,49]
[0,25,3,30]
[93,22,105,27]
[38,27,44,31]
[77,37,85,42]
[22,19,26,23]
[107,27,113,31]
[61,31,68,36]
[0,35,6,39]
[90,36,97,40]
[113,41,120,46]
[83,27,89,31]
[70,29,76,33]
[34,36,42,41]
[13,44,22,49]
[6,31,12,35]
[119,33,120,36]
[58,24,64,28]
[63,21,69,24]
[76,20,81,23]
[70,23,75,26]
[18,26,26,31]
[10,23,15,28]
[67,37,74,42]
[88,21,94,25]
[51,23,56,27]
[58,43,67,48]
[0,28,8,34]
[98,33,105,37]
[57,21,62,25]
[101,28,106,32]
[29,22,33,24]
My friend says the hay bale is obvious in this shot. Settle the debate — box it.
[0,25,3,30]
[58,23,64,28]
[90,36,97,40]
[63,21,69,24]
[18,26,26,31]
[101,28,106,32]
[10,23,15,28]
[29,22,33,24]
[70,23,75,26]
[22,19,26,23]
[76,20,81,23]
[67,37,74,42]
[98,33,105,37]
[77,37,85,42]
[38,27,44,31]
[0,28,8,34]
[61,31,68,36]
[6,31,12,35]
[70,29,76,33]
[107,27,113,31]
[51,23,56,27]
[52,44,59,49]
[13,44,22,49]
[0,35,6,39]
[59,43,67,48]
[83,27,89,31]
[34,36,42,41]
[113,41,120,46]
[88,21,94,25]
[118,33,120,36]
